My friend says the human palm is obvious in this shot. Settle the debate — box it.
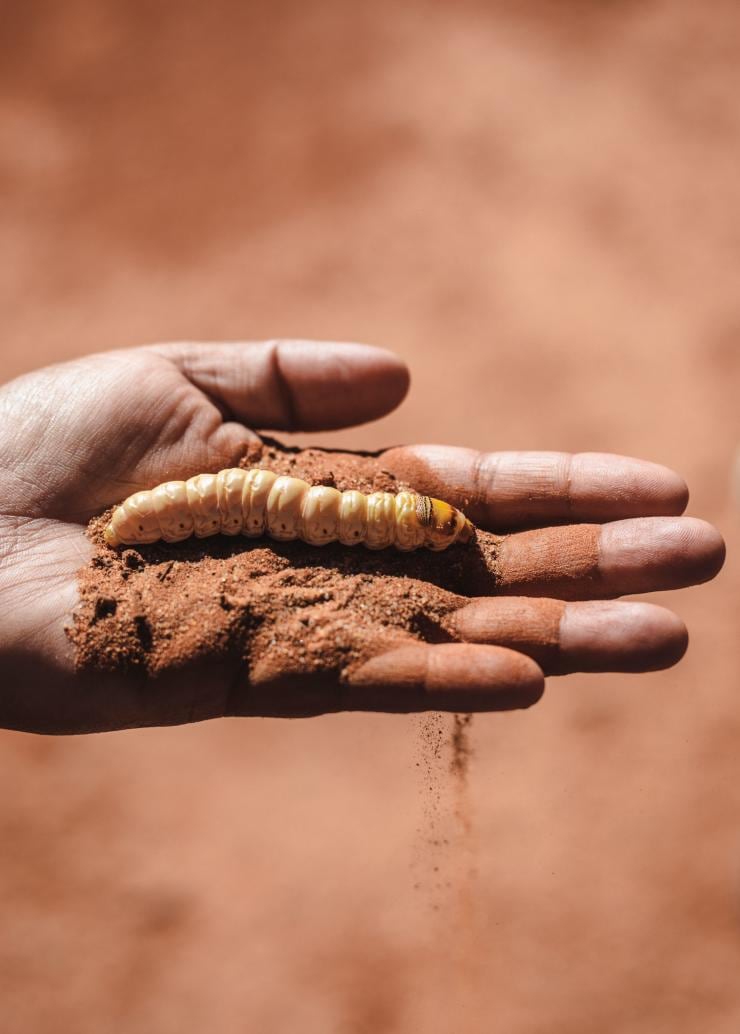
[0,341,725,733]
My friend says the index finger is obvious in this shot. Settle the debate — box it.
[381,446,689,530]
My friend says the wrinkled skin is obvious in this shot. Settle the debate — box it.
[0,340,725,733]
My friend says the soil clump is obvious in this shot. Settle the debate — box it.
[68,442,501,709]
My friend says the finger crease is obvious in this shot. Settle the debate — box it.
[268,341,299,432]
[470,451,490,510]
[562,453,574,515]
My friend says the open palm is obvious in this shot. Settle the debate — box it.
[0,341,724,733]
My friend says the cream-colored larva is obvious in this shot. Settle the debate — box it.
[104,468,475,552]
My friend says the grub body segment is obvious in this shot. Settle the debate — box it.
[364,492,397,550]
[393,491,427,551]
[337,490,368,546]
[217,467,246,535]
[186,473,220,538]
[152,481,192,542]
[302,485,342,545]
[266,475,310,541]
[241,468,278,537]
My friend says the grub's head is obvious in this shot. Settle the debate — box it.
[418,496,475,551]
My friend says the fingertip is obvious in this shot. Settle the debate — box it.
[660,516,726,584]
[664,471,690,515]
[683,518,726,583]
[654,607,690,668]
[427,645,545,710]
[348,342,410,394]
[350,343,410,418]
[629,459,689,516]
[599,517,726,592]
[348,643,545,712]
[565,454,689,517]
[279,340,410,430]
[559,600,689,673]
[564,454,690,520]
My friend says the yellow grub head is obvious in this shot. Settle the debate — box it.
[417,496,475,551]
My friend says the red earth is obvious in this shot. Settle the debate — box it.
[1,2,738,1031]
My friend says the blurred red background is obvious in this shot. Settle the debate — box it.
[1,2,738,1031]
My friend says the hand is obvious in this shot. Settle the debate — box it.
[0,341,724,733]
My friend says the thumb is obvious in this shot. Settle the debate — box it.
[148,339,410,432]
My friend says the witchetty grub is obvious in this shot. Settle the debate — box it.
[103,468,475,552]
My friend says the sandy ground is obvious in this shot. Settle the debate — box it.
[1,1,739,1031]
